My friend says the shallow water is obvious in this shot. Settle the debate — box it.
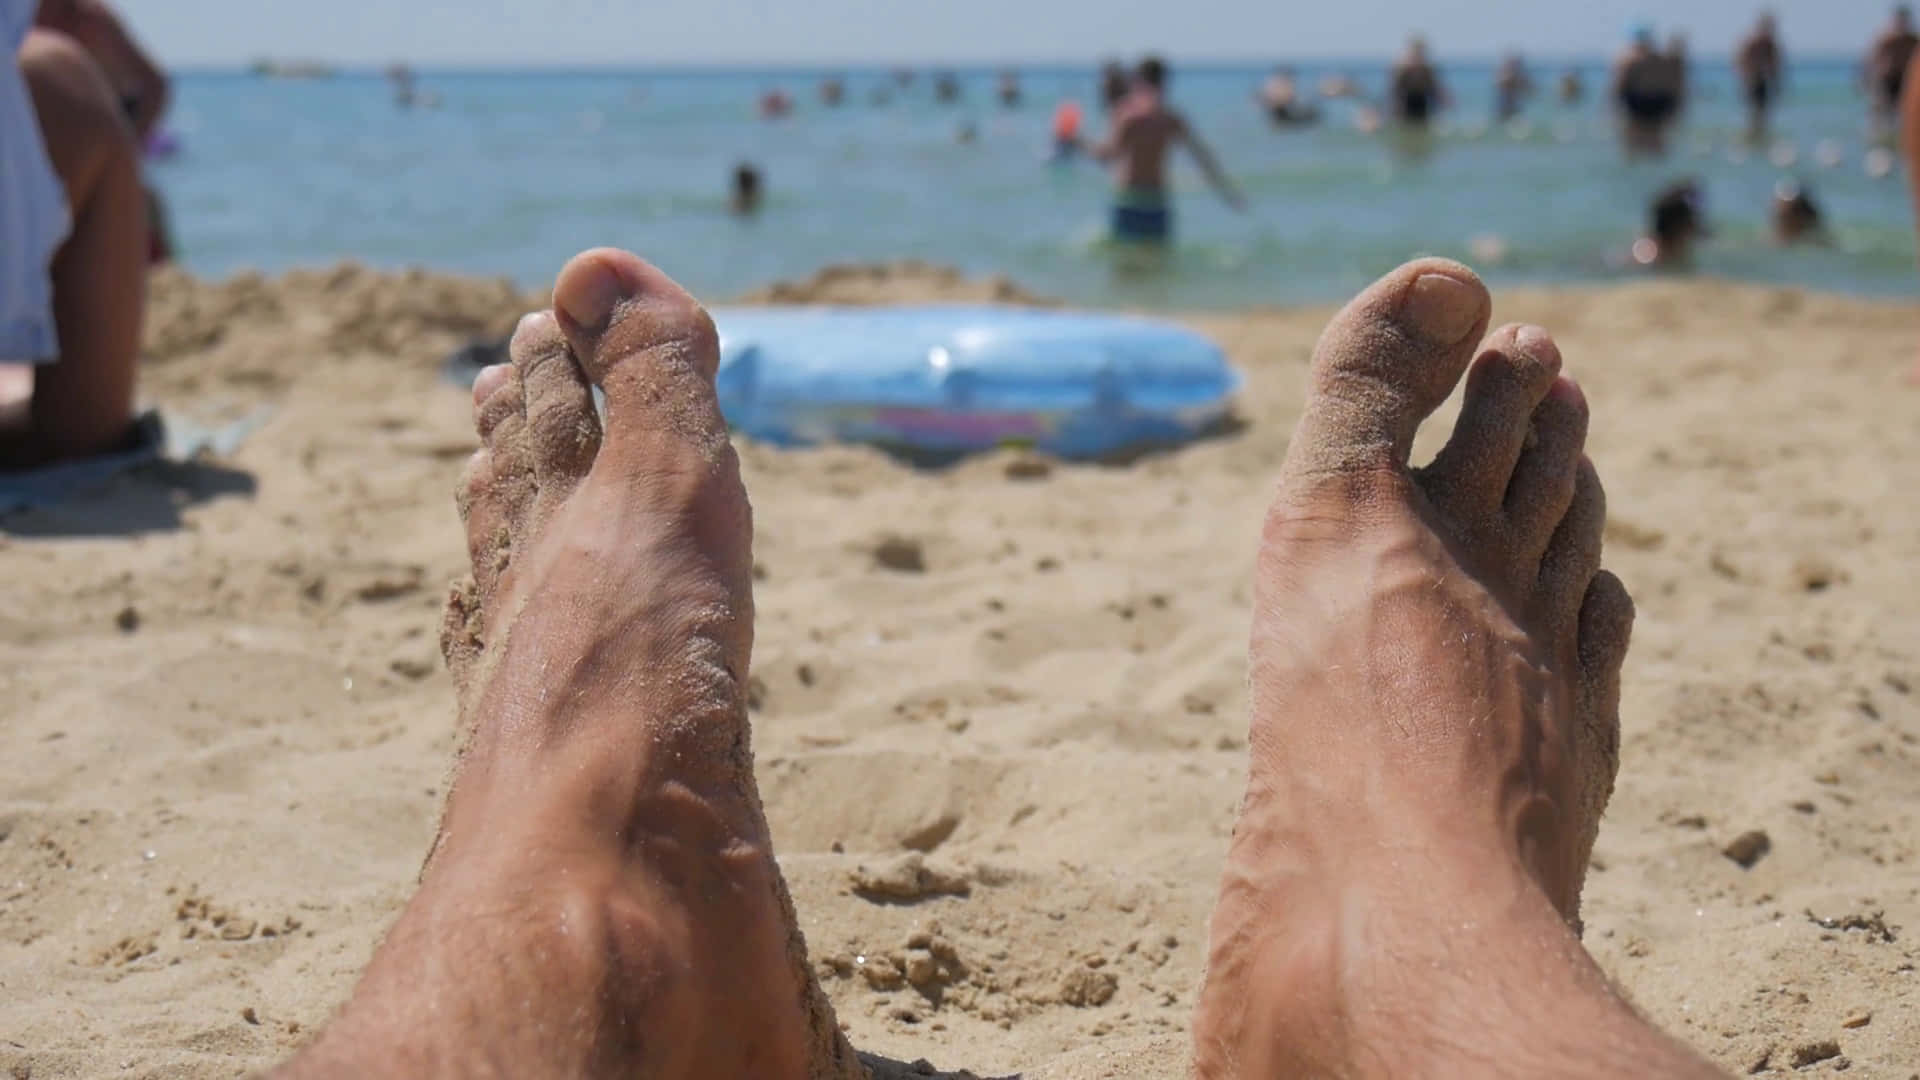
[156,60,1918,308]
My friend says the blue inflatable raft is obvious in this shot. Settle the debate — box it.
[710,306,1240,459]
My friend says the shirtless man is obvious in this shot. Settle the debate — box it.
[1258,66,1318,128]
[1094,56,1243,244]
[272,246,1722,1080]
[1613,26,1683,156]
[1388,35,1446,129]
[1866,5,1919,132]
[1737,13,1784,141]
[2,0,146,468]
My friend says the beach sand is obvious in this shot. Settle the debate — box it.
[2,263,1917,1078]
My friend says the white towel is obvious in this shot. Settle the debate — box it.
[1,0,71,365]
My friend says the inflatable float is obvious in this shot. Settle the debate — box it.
[710,306,1240,459]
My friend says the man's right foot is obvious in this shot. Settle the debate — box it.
[286,249,861,1079]
[1192,260,1649,1077]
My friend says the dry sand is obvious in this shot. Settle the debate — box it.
[2,263,1917,1078]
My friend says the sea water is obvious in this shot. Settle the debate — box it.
[155,60,1918,309]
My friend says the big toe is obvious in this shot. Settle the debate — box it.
[1283,258,1491,482]
[551,247,730,456]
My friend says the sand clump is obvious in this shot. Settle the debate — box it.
[1,266,1918,1077]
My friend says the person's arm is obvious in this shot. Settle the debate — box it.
[68,0,169,139]
[1176,115,1246,211]
[1092,113,1130,163]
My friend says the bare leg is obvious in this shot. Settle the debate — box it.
[1191,261,1723,1078]
[1901,53,1920,382]
[280,249,863,1079]
[3,29,144,468]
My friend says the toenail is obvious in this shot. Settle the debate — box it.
[1515,324,1554,356]
[1402,273,1483,343]
[556,257,627,333]
[514,311,555,339]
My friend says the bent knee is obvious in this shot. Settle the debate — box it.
[19,28,135,192]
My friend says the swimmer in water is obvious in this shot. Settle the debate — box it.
[1633,180,1706,267]
[1612,26,1682,156]
[819,76,845,107]
[1094,55,1245,244]
[1737,13,1784,142]
[1559,69,1585,105]
[998,70,1021,108]
[1051,100,1085,158]
[1259,66,1320,127]
[1388,36,1446,129]
[1494,52,1533,122]
[730,163,761,216]
[934,71,961,104]
[1866,5,1919,134]
[1771,180,1826,244]
[758,88,793,119]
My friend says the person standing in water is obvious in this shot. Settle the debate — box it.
[1493,52,1533,122]
[1099,59,1130,113]
[1388,36,1446,128]
[1094,55,1244,244]
[1612,26,1682,155]
[1866,5,1919,133]
[1736,13,1784,142]
[1259,66,1318,127]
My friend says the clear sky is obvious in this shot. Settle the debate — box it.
[118,0,1895,68]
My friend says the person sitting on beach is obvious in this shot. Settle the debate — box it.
[729,162,761,216]
[1633,179,1706,267]
[1493,51,1532,122]
[1388,35,1446,129]
[1258,66,1319,128]
[34,0,170,263]
[1613,26,1683,156]
[1771,179,1826,245]
[271,245,1721,1080]
[1737,13,1785,142]
[1094,55,1245,244]
[2,0,146,469]
[1866,5,1919,132]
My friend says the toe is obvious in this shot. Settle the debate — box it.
[458,449,513,603]
[509,310,602,505]
[472,363,512,410]
[1423,325,1563,518]
[550,247,730,455]
[1574,569,1632,817]
[1284,258,1491,481]
[1536,458,1605,632]
[1502,376,1589,562]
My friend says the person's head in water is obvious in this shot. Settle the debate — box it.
[731,163,761,215]
[1136,55,1168,95]
[1772,180,1825,243]
[1637,180,1704,265]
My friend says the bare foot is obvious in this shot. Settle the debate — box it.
[1192,261,1669,1078]
[286,249,861,1079]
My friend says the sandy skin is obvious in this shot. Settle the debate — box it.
[272,251,1720,1078]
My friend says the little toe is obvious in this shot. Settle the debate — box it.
[457,448,513,604]
[471,363,511,411]
[1423,325,1563,518]
[509,310,602,510]
[1284,258,1491,482]
[1503,375,1589,562]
